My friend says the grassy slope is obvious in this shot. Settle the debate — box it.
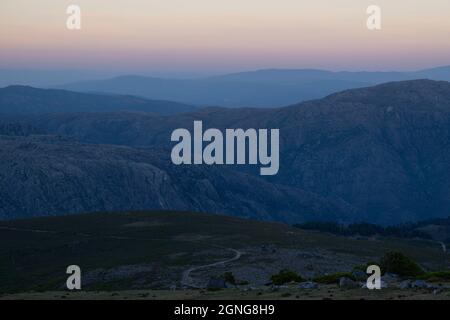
[0,211,448,293]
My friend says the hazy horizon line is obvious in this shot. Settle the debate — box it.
[1,64,450,80]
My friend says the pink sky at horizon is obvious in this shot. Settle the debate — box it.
[1,0,450,74]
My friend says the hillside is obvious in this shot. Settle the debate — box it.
[0,211,447,293]
[0,135,352,222]
[17,80,450,224]
[0,85,196,115]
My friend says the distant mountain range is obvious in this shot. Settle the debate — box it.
[55,66,450,107]
[1,80,450,224]
[0,85,196,115]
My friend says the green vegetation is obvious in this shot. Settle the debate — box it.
[352,261,379,272]
[417,271,450,282]
[221,273,248,286]
[223,272,236,285]
[0,211,448,293]
[206,287,222,292]
[314,272,355,284]
[270,270,303,285]
[294,221,432,239]
[380,251,424,277]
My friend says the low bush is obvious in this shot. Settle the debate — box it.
[223,272,236,285]
[314,272,355,284]
[352,262,378,273]
[380,251,424,277]
[270,269,303,285]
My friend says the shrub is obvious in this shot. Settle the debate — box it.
[270,269,303,285]
[352,265,366,272]
[206,287,222,292]
[223,272,236,285]
[352,261,380,272]
[314,272,355,284]
[293,221,432,240]
[380,251,424,277]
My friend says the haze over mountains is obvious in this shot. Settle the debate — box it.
[0,86,196,115]
[56,66,450,107]
[1,79,450,224]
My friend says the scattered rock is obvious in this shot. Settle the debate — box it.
[410,280,426,289]
[82,264,153,287]
[298,281,318,289]
[339,277,359,289]
[398,280,412,290]
[207,278,227,289]
[381,273,399,284]
[411,280,430,289]
[361,280,387,289]
[433,289,442,295]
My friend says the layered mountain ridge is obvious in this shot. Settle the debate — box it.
[1,80,450,224]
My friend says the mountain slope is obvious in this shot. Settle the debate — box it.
[0,135,353,222]
[23,80,450,224]
[1,211,447,293]
[0,85,196,115]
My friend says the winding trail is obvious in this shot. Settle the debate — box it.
[181,248,242,289]
[2,225,243,289]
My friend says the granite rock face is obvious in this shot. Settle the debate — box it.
[0,135,351,221]
[16,80,450,224]
[2,80,450,224]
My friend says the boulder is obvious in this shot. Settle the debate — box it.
[411,280,438,290]
[298,281,318,289]
[433,289,442,295]
[398,280,412,290]
[339,277,359,289]
[381,273,399,284]
[411,280,429,289]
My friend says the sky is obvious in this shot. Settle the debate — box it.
[1,0,450,75]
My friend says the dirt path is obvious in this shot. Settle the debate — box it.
[2,225,243,289]
[181,248,242,289]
